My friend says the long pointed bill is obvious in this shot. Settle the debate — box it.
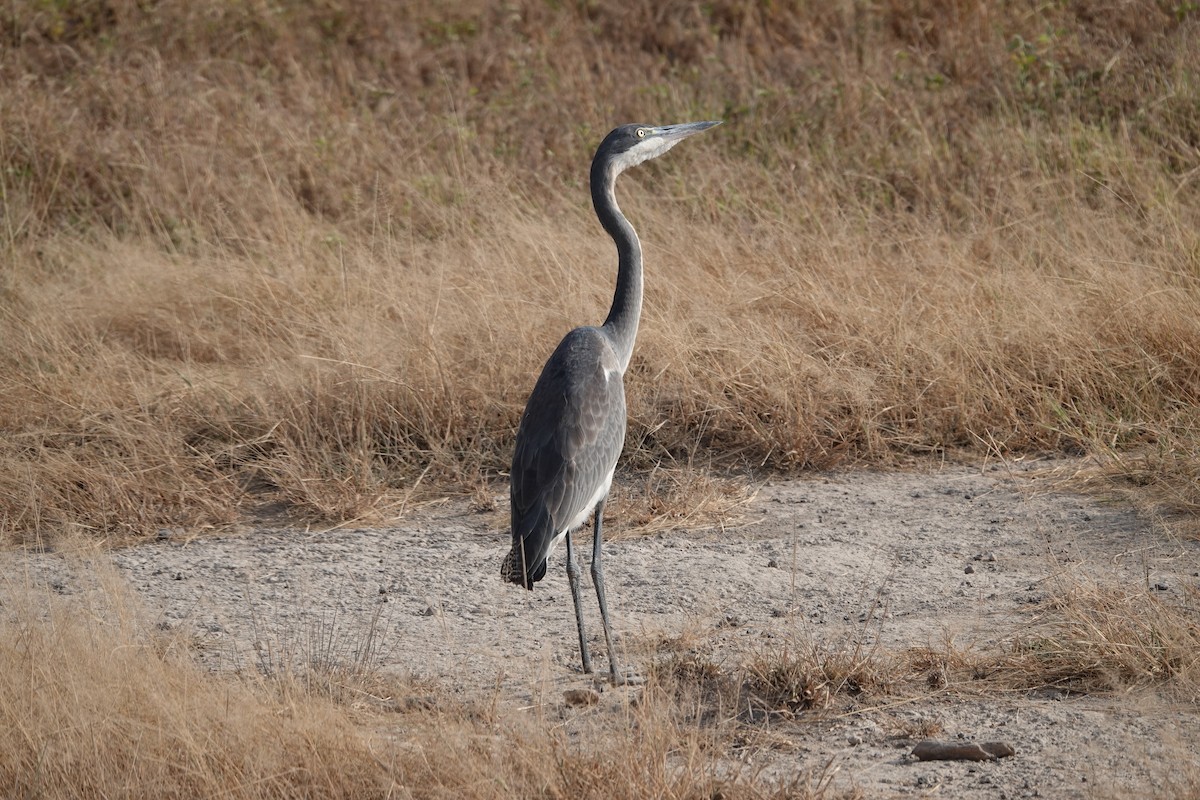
[652,120,723,142]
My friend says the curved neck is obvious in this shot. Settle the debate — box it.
[591,158,642,373]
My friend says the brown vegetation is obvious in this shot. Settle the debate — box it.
[2,0,1198,541]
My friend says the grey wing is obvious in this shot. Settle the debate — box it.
[506,328,626,585]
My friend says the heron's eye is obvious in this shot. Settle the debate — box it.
[636,128,646,138]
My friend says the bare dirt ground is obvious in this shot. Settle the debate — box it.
[12,458,1200,798]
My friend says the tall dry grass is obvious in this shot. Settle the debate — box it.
[899,581,1200,704]
[0,567,390,798]
[2,0,1199,540]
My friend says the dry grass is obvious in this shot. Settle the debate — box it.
[647,629,899,735]
[0,567,393,798]
[651,577,1200,727]
[0,569,861,799]
[899,581,1200,701]
[981,582,1200,698]
[1,0,1198,541]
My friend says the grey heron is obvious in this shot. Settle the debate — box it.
[500,120,721,683]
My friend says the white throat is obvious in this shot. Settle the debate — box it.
[612,137,681,175]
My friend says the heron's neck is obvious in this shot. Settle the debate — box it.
[591,162,642,373]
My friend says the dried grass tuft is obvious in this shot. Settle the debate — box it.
[903,583,1200,699]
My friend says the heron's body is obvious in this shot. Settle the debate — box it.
[500,120,721,682]
[506,326,624,583]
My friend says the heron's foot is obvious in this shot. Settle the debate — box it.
[577,640,594,675]
[607,665,644,687]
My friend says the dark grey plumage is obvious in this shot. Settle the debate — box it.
[504,327,625,585]
[501,120,721,682]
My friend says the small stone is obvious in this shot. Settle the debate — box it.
[964,564,975,574]
[911,740,1015,761]
[767,558,779,568]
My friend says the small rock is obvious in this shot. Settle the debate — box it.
[767,558,779,568]
[964,564,975,574]
[911,740,1015,761]
[847,734,862,746]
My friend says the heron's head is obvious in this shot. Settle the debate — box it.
[596,120,722,178]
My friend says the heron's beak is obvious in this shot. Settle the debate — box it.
[654,120,723,141]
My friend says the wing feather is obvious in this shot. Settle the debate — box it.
[502,327,625,588]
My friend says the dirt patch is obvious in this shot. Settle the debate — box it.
[11,459,1200,798]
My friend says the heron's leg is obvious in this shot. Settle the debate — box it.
[590,500,640,685]
[564,529,593,674]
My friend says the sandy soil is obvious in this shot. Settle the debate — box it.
[12,459,1200,798]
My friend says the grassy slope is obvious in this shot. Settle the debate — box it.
[2,0,1198,540]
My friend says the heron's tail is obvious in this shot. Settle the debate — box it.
[500,540,548,589]
[501,508,554,589]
